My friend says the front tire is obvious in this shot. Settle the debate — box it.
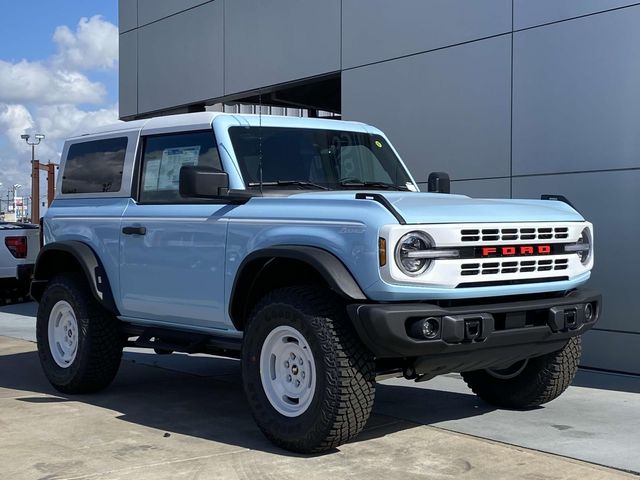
[461,337,581,409]
[36,274,123,394]
[242,287,375,453]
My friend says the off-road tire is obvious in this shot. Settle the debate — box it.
[242,286,376,453]
[36,273,123,394]
[461,337,581,408]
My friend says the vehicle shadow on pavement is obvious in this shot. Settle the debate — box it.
[0,348,494,456]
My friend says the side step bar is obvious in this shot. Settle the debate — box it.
[123,325,242,357]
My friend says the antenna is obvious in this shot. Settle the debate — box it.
[258,91,263,194]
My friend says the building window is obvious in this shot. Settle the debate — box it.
[61,137,128,194]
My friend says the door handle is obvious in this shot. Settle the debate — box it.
[122,226,147,236]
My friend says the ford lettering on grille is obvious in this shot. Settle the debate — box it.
[479,245,552,258]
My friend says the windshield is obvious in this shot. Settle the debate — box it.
[228,126,414,190]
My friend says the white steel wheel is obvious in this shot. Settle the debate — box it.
[47,300,79,368]
[259,325,316,417]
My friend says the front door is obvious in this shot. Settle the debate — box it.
[119,130,230,331]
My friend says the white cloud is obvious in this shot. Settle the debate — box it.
[0,14,120,215]
[36,104,120,142]
[0,104,34,151]
[53,15,119,71]
[0,60,106,105]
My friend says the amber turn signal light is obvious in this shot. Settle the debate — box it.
[379,237,387,266]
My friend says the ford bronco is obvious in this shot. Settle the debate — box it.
[31,112,600,453]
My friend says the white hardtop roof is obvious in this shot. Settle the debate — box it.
[69,112,372,139]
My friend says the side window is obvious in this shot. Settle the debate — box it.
[139,131,221,203]
[61,137,128,194]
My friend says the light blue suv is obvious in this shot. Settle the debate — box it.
[31,112,600,453]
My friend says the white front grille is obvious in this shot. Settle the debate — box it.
[460,226,569,243]
[379,221,593,290]
[460,257,569,277]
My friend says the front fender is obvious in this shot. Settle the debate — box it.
[31,240,119,315]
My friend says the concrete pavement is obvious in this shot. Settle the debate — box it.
[1,301,639,479]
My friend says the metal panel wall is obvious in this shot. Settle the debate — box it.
[582,330,640,375]
[224,0,341,95]
[137,0,212,27]
[342,36,511,183]
[342,0,512,69]
[137,1,224,114]
[119,30,138,118]
[512,7,640,175]
[118,0,138,33]
[514,0,638,29]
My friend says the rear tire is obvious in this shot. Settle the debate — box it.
[36,273,123,394]
[461,337,581,409]
[242,286,375,453]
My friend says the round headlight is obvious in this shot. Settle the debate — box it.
[577,227,592,265]
[395,231,433,276]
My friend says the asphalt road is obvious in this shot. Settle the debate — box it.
[1,301,639,479]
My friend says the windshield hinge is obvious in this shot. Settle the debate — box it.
[355,193,406,225]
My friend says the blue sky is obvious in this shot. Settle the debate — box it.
[0,1,118,103]
[0,1,120,211]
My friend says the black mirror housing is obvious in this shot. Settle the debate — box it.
[179,166,229,198]
[427,172,451,194]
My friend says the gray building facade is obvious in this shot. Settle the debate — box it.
[119,0,640,374]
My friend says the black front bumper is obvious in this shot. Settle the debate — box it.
[347,288,601,361]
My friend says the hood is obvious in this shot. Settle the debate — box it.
[290,191,584,224]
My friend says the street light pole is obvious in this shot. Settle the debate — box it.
[21,133,45,222]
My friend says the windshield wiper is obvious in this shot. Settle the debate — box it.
[248,181,329,190]
[339,180,410,191]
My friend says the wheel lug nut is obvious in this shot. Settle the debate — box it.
[295,380,301,387]
[301,372,305,379]
[284,361,289,368]
[287,375,292,382]
[299,358,303,365]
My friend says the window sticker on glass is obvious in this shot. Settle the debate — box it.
[143,159,161,191]
[156,146,201,190]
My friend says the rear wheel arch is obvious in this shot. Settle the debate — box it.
[229,246,367,331]
[31,241,119,315]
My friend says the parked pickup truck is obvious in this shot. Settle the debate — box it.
[0,222,39,298]
[31,112,600,453]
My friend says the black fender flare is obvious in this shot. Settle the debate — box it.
[229,245,367,329]
[30,241,119,315]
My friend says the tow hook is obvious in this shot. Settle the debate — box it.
[464,319,482,341]
[548,303,596,332]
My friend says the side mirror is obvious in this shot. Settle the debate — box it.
[427,171,450,194]
[179,166,229,198]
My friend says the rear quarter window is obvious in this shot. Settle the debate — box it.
[62,137,128,194]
